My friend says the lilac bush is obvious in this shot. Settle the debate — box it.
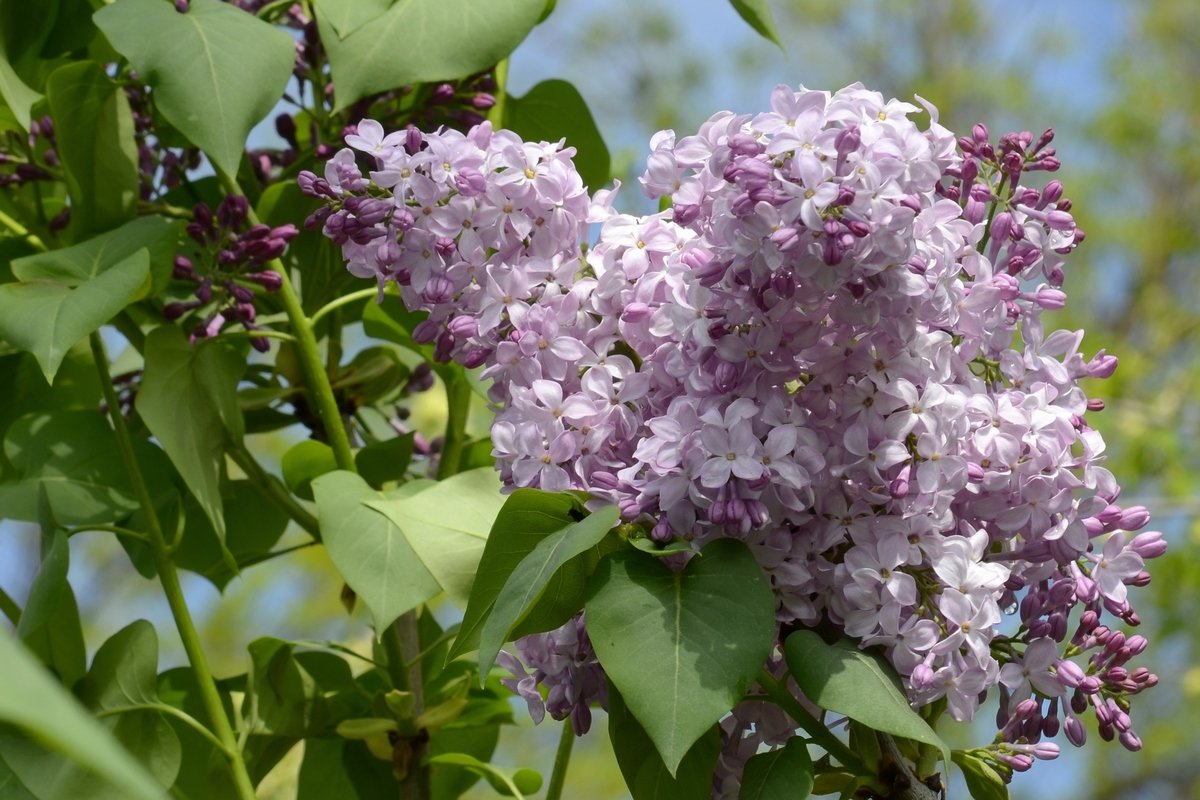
[305,81,1164,788]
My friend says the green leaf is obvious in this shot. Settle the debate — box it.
[0,248,149,382]
[40,0,99,58]
[429,720,501,799]
[318,0,546,111]
[451,489,577,660]
[16,495,87,688]
[425,753,541,799]
[282,439,337,501]
[156,668,238,800]
[45,60,138,238]
[585,538,775,775]
[0,634,168,800]
[12,214,183,295]
[0,410,138,525]
[728,0,783,47]
[245,638,326,737]
[0,44,40,132]
[476,504,618,678]
[739,738,813,800]
[172,479,290,589]
[782,631,951,765]
[504,79,610,190]
[952,751,1009,800]
[297,738,397,799]
[136,326,245,547]
[76,621,182,790]
[310,0,392,38]
[94,0,296,177]
[366,467,506,608]
[607,686,719,800]
[313,470,442,632]
[355,433,415,489]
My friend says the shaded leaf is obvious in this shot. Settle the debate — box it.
[94,0,295,177]
[313,470,442,632]
[136,326,245,547]
[296,737,396,800]
[355,433,415,489]
[310,0,391,38]
[319,0,546,111]
[0,43,40,131]
[0,249,149,382]
[45,60,139,237]
[282,439,337,501]
[783,631,951,765]
[172,480,289,589]
[0,410,137,525]
[585,539,775,775]
[504,79,610,190]
[425,753,541,798]
[245,638,326,737]
[476,504,618,678]
[739,737,813,800]
[12,215,184,295]
[0,634,168,800]
[952,751,1009,800]
[608,686,719,800]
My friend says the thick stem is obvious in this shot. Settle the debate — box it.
[436,375,471,480]
[91,333,257,800]
[544,722,575,800]
[487,59,509,127]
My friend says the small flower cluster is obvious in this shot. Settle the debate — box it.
[310,83,1163,781]
[166,196,292,350]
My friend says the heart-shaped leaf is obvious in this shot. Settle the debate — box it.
[94,0,296,177]
[45,60,139,237]
[607,686,719,800]
[136,326,245,548]
[0,634,168,800]
[504,79,610,191]
[313,471,442,632]
[366,467,506,608]
[0,248,149,382]
[476,503,618,677]
[739,737,814,800]
[783,631,951,765]
[586,538,775,774]
[318,0,546,111]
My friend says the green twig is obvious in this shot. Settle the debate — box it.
[91,333,258,800]
[436,375,471,480]
[226,440,321,539]
[67,524,151,543]
[216,165,356,472]
[757,669,866,774]
[0,208,48,251]
[97,703,234,757]
[545,721,575,800]
[0,585,20,626]
[309,285,397,328]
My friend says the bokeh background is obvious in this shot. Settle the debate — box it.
[2,1,1197,797]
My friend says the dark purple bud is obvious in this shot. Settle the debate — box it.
[460,347,489,369]
[173,255,196,281]
[174,0,189,12]
[972,122,989,144]
[1039,180,1064,208]
[1087,398,1105,412]
[1064,715,1086,746]
[226,281,254,303]
[163,301,195,321]
[49,207,70,232]
[412,319,442,344]
[246,270,283,291]
[405,126,423,155]
[217,194,249,228]
[275,113,297,146]
[447,315,478,339]
[431,83,456,104]
[195,278,213,303]
[471,92,496,110]
[304,205,332,230]
[250,336,270,353]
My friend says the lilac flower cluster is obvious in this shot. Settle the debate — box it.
[308,83,1163,780]
[166,195,292,350]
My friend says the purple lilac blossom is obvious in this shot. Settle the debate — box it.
[306,83,1163,784]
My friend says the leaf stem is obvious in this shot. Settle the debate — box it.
[90,332,258,800]
[309,285,397,328]
[757,669,865,774]
[216,165,356,472]
[0,208,48,251]
[96,703,234,758]
[545,721,575,800]
[0,584,20,626]
[66,524,151,543]
[226,439,321,539]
